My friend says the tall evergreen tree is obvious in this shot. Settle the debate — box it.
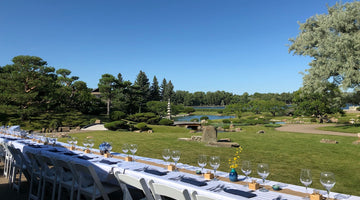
[160,78,167,100]
[163,80,174,101]
[98,74,116,116]
[134,70,150,112]
[149,76,161,101]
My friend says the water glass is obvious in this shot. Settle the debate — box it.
[209,156,220,181]
[198,155,207,174]
[241,160,252,184]
[320,172,336,200]
[88,139,94,148]
[171,150,181,171]
[257,163,270,192]
[162,149,171,166]
[300,169,312,200]
[83,138,89,149]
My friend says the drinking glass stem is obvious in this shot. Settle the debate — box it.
[214,169,217,179]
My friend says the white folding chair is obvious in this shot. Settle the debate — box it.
[2,143,13,178]
[148,180,191,200]
[37,154,58,200]
[191,191,218,200]
[71,162,120,200]
[114,171,154,200]
[27,151,43,200]
[53,158,77,200]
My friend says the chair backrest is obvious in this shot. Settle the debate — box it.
[148,180,191,200]
[114,171,154,200]
[53,158,76,181]
[191,191,217,200]
[71,162,109,200]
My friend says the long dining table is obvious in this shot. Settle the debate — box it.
[1,133,359,200]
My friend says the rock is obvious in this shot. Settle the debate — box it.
[133,130,141,133]
[329,117,338,123]
[320,139,338,144]
[191,136,202,142]
[201,126,217,143]
[257,130,265,134]
[189,130,196,133]
[147,130,153,133]
[217,127,224,132]
[59,127,70,132]
[229,124,234,129]
[95,119,101,124]
[235,128,242,132]
[352,140,360,145]
[218,138,231,142]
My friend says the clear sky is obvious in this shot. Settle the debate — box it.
[0,0,355,95]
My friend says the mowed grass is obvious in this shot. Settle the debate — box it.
[318,124,360,134]
[59,125,360,195]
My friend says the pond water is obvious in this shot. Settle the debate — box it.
[174,115,234,121]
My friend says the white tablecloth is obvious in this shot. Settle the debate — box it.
[1,134,359,200]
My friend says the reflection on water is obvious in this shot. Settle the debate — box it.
[174,115,234,121]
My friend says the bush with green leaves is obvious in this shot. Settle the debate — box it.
[159,118,173,126]
[146,117,161,125]
[184,107,195,114]
[136,122,151,131]
[190,118,199,122]
[127,112,157,123]
[200,116,209,120]
[49,119,62,130]
[110,111,127,121]
[104,120,129,131]
[222,119,231,123]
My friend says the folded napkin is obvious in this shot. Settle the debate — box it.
[64,152,77,156]
[99,159,118,165]
[77,155,92,160]
[48,149,62,153]
[28,144,42,148]
[223,188,257,198]
[144,169,168,176]
[180,177,207,187]
[6,138,19,141]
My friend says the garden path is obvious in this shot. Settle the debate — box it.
[275,124,357,137]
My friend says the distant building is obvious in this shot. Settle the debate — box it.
[91,88,101,98]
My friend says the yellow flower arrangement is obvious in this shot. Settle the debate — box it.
[228,146,243,169]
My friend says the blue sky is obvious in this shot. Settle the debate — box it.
[0,0,354,94]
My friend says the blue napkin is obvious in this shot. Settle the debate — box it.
[28,144,42,148]
[77,155,92,160]
[180,177,207,187]
[99,159,118,165]
[144,169,168,176]
[64,152,77,156]
[48,149,62,153]
[223,188,257,198]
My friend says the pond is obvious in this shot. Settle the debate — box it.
[174,115,234,121]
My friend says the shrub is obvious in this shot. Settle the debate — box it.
[159,118,173,126]
[89,118,97,124]
[110,111,127,121]
[222,119,231,123]
[200,116,209,121]
[310,118,317,123]
[147,117,161,125]
[136,122,151,131]
[223,125,230,129]
[104,120,129,131]
[49,119,62,130]
[264,124,282,128]
[184,107,195,114]
[127,112,157,123]
[190,118,199,122]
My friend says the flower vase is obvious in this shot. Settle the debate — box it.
[229,168,238,182]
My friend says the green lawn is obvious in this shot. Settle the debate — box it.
[59,125,360,195]
[318,124,360,134]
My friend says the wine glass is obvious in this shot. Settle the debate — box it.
[198,155,207,174]
[67,137,73,146]
[320,172,336,200]
[171,150,181,171]
[257,163,270,192]
[241,160,252,185]
[300,169,312,200]
[162,149,171,166]
[129,144,138,161]
[122,144,129,156]
[209,156,220,181]
[83,138,89,149]
[72,137,78,147]
[88,139,94,149]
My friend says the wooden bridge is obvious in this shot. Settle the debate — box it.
[173,121,201,130]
